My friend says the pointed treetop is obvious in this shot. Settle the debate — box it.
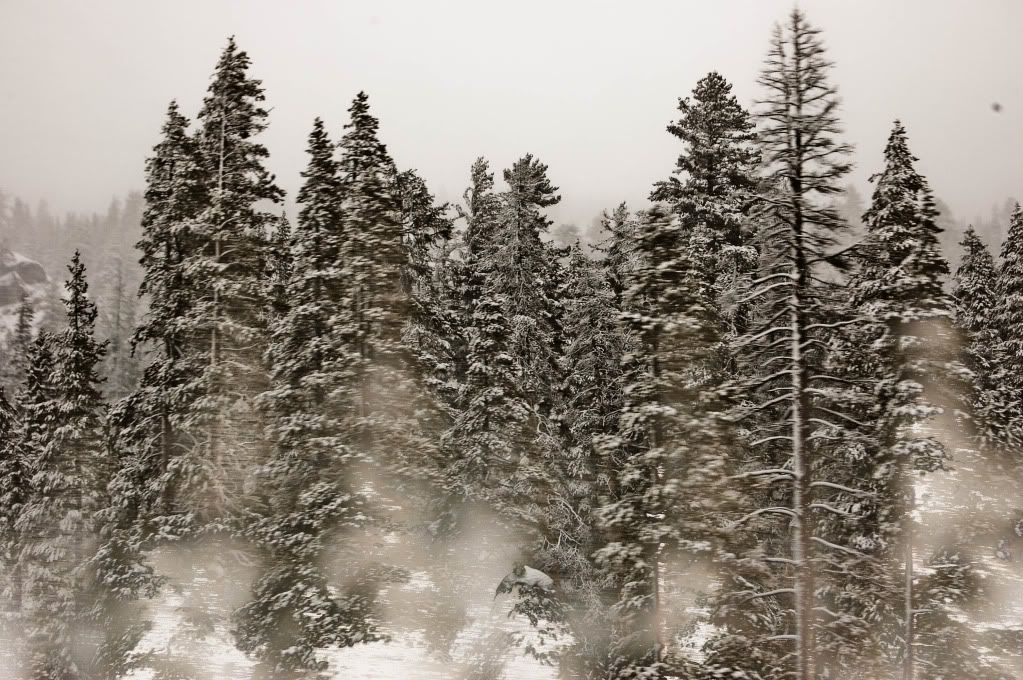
[953,226,997,336]
[339,91,394,181]
[995,203,1023,360]
[298,116,340,206]
[503,154,561,208]
[64,250,97,332]
[856,121,949,318]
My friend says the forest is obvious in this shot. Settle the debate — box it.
[0,7,1021,680]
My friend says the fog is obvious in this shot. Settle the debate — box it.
[1,3,1022,679]
[1,0,1020,227]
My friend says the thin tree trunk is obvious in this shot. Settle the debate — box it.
[903,482,915,680]
[650,351,663,663]
[790,290,816,680]
[209,109,225,467]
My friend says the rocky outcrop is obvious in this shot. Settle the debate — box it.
[0,247,48,307]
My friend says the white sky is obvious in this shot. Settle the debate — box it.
[1,0,1020,229]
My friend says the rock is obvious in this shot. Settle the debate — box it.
[0,247,48,307]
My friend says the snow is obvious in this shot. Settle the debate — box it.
[127,563,560,679]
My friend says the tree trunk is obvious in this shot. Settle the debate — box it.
[903,482,915,680]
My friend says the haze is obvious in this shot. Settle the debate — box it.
[1,0,1020,229]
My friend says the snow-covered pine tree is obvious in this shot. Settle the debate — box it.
[336,93,411,450]
[391,167,457,446]
[492,154,566,420]
[596,202,734,678]
[0,386,22,616]
[0,334,57,629]
[955,227,998,337]
[233,117,379,678]
[712,11,858,680]
[995,203,1023,388]
[449,158,504,389]
[834,121,952,679]
[16,252,110,679]
[650,70,760,315]
[181,36,283,525]
[593,202,639,305]
[443,163,533,501]
[267,211,292,319]
[471,157,578,638]
[953,227,1020,449]
[553,243,632,677]
[591,71,757,678]
[0,293,35,395]
[332,93,449,538]
[106,99,207,565]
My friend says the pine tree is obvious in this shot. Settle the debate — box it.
[267,211,292,318]
[555,244,630,677]
[955,227,998,337]
[953,228,1019,449]
[444,161,532,501]
[650,71,759,269]
[1,293,35,395]
[336,93,408,438]
[593,202,639,305]
[0,386,23,609]
[595,203,733,677]
[393,167,456,410]
[16,252,110,679]
[836,121,952,680]
[179,36,283,525]
[492,154,565,417]
[110,100,207,540]
[450,158,504,387]
[590,71,757,679]
[478,157,574,632]
[710,11,857,680]
[0,385,21,670]
[995,203,1023,386]
[1,334,57,626]
[234,118,379,677]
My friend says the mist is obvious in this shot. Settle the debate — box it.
[1,3,1022,680]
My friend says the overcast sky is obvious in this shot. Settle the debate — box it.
[1,0,1020,230]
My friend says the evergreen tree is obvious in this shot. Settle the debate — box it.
[450,158,504,387]
[178,36,283,525]
[393,167,456,411]
[16,253,110,679]
[111,99,207,539]
[1,293,35,395]
[492,154,565,416]
[0,334,57,626]
[554,244,629,677]
[233,118,378,677]
[267,211,292,318]
[336,93,407,437]
[593,202,639,305]
[953,227,1019,449]
[0,386,23,610]
[709,11,857,680]
[596,204,733,678]
[650,70,760,294]
[954,227,998,337]
[335,92,445,497]
[995,203,1023,386]
[840,121,951,680]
